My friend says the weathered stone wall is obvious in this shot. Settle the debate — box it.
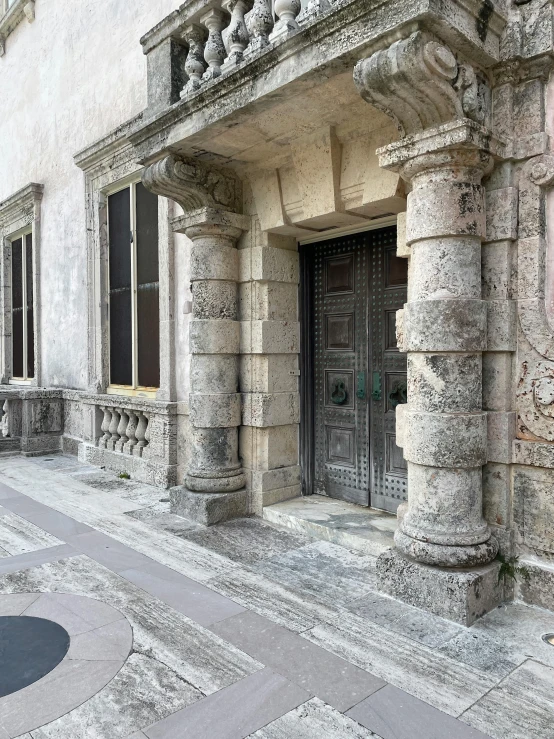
[0,0,178,389]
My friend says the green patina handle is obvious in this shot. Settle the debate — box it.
[331,379,347,405]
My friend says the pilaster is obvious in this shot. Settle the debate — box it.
[238,230,300,514]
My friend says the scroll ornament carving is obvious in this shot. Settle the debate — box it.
[517,155,554,441]
[141,155,242,214]
[353,31,489,136]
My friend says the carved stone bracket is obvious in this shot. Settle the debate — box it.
[353,31,490,137]
[516,155,554,441]
[141,154,242,215]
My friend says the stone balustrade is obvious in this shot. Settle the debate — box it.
[142,0,341,107]
[97,405,151,458]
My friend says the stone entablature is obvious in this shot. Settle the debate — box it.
[131,0,507,163]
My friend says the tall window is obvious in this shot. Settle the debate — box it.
[11,231,34,381]
[107,181,160,392]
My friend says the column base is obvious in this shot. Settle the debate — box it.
[394,529,498,568]
[377,548,504,626]
[170,486,247,526]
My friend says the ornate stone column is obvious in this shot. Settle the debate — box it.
[355,31,505,624]
[143,156,249,524]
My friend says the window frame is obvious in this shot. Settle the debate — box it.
[8,226,34,383]
[74,131,174,402]
[0,182,42,387]
[105,176,160,397]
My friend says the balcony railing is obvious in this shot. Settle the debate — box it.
[97,405,151,458]
[142,0,342,106]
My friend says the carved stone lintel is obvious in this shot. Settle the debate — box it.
[354,31,490,137]
[141,155,242,215]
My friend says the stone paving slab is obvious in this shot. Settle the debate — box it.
[144,667,311,739]
[249,698,382,738]
[303,610,496,716]
[263,495,395,557]
[119,560,246,626]
[208,566,341,632]
[347,684,491,739]
[460,660,554,739]
[0,508,62,556]
[345,590,463,648]
[250,540,379,607]
[211,610,386,712]
[178,517,312,565]
[0,544,78,576]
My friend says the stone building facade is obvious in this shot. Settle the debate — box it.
[1,0,554,625]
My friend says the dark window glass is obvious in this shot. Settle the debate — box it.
[11,238,23,378]
[108,188,132,385]
[136,182,160,388]
[26,234,34,379]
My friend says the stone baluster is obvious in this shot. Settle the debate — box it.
[298,0,330,23]
[124,410,138,455]
[134,411,148,456]
[270,0,301,42]
[107,407,120,451]
[201,9,227,82]
[1,400,10,438]
[221,0,249,72]
[245,0,273,57]
[181,25,206,97]
[143,413,151,450]
[0,402,5,439]
[355,31,501,625]
[98,406,112,449]
[115,408,129,453]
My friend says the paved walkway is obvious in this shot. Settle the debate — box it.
[0,455,552,738]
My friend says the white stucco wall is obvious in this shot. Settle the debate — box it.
[0,0,177,389]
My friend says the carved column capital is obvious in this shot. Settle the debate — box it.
[142,154,242,215]
[354,31,490,137]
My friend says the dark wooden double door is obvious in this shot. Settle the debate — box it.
[302,226,408,513]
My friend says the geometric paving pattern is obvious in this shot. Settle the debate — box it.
[0,454,552,737]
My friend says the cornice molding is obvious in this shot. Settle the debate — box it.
[0,183,43,231]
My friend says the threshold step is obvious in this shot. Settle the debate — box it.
[263,494,396,557]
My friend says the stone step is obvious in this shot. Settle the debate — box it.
[263,494,397,557]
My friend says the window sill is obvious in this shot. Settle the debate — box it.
[8,378,33,386]
[106,385,157,399]
[0,0,35,56]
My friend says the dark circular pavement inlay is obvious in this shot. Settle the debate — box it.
[0,616,70,697]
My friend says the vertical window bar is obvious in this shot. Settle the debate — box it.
[11,237,24,379]
[25,233,34,379]
[131,183,138,389]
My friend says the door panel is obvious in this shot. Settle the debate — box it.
[369,235,408,512]
[309,226,407,513]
